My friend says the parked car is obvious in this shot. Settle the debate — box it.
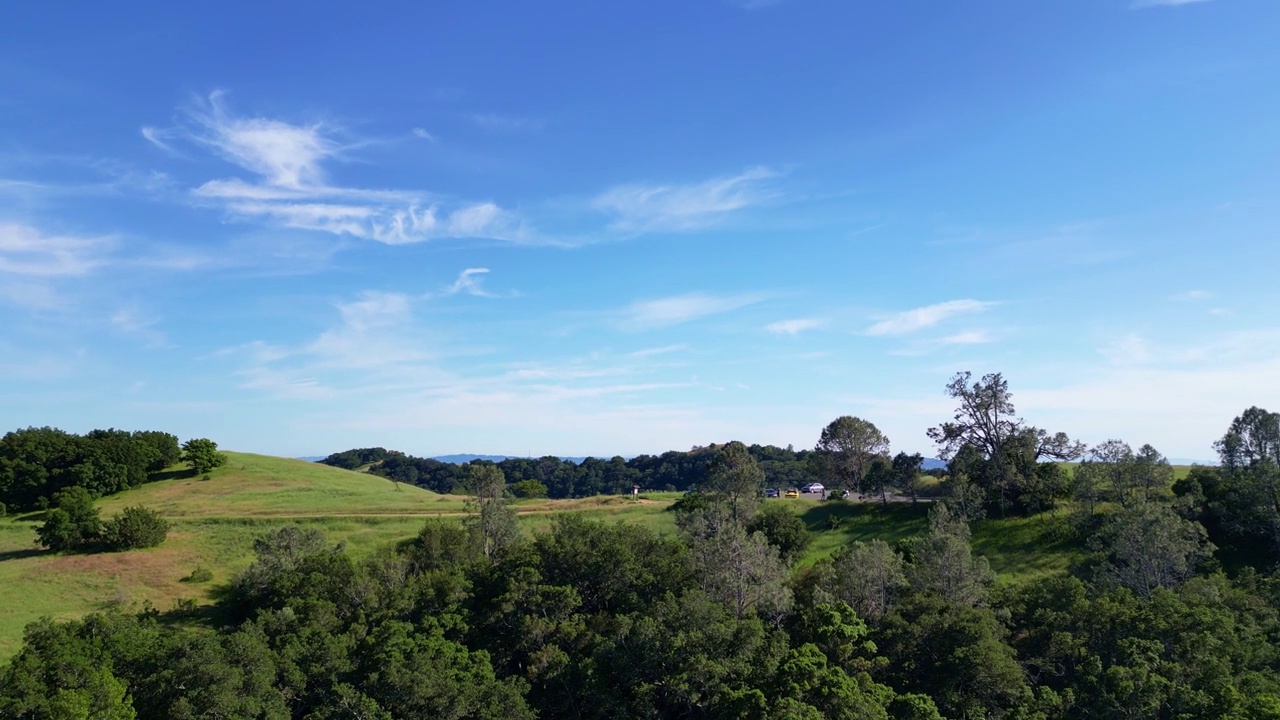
[802,482,825,494]
[784,488,800,499]
[765,488,779,498]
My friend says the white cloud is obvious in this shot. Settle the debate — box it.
[412,127,437,142]
[443,267,494,297]
[618,292,764,331]
[334,291,412,333]
[149,92,529,245]
[140,126,180,155]
[866,299,995,336]
[1173,289,1212,301]
[766,318,826,336]
[937,330,992,346]
[0,223,111,276]
[593,167,778,233]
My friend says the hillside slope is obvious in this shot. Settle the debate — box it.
[97,452,459,518]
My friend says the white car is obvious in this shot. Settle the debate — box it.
[802,482,825,494]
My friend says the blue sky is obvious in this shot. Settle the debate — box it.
[2,0,1277,461]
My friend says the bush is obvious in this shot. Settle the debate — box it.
[510,479,548,498]
[36,487,101,551]
[183,566,214,583]
[100,506,170,551]
[0,501,6,518]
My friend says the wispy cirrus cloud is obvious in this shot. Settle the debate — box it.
[0,222,112,276]
[765,318,826,336]
[866,299,996,336]
[618,292,765,331]
[593,167,779,233]
[441,267,509,298]
[146,92,529,245]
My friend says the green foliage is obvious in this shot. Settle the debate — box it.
[509,478,548,498]
[181,437,227,476]
[928,372,1084,516]
[0,426,181,511]
[1094,501,1214,597]
[706,440,767,524]
[35,486,101,551]
[747,502,812,565]
[904,503,993,607]
[182,566,214,583]
[823,539,907,622]
[465,464,519,561]
[876,593,1032,719]
[815,415,891,495]
[100,506,170,551]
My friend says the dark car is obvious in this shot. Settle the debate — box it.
[765,488,779,498]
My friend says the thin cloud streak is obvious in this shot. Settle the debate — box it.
[0,223,112,277]
[765,318,826,336]
[866,299,995,336]
[593,167,779,233]
[618,292,765,331]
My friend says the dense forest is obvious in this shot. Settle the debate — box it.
[0,428,226,514]
[319,443,820,498]
[4,373,1280,718]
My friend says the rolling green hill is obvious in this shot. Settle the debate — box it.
[0,452,1086,662]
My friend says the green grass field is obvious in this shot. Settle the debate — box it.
[0,453,1099,662]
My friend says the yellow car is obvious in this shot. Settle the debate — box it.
[784,488,799,499]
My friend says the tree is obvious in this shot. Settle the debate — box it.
[746,502,812,566]
[36,486,101,551]
[705,441,765,525]
[1097,502,1214,598]
[905,503,993,607]
[891,452,925,503]
[815,416,890,496]
[828,539,907,623]
[691,522,793,620]
[181,438,227,476]
[927,371,1083,515]
[100,506,170,550]
[1215,406,1280,552]
[464,464,519,561]
[1074,439,1132,516]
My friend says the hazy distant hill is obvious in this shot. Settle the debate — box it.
[432,454,591,464]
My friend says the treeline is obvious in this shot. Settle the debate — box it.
[7,416,1280,717]
[0,427,182,512]
[321,443,817,497]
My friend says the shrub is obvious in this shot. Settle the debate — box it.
[100,506,170,551]
[183,566,214,583]
[36,487,101,551]
[0,501,6,518]
[510,479,548,498]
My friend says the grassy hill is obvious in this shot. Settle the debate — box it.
[0,452,1086,662]
[0,453,675,660]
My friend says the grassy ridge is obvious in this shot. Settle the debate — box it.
[0,453,1088,661]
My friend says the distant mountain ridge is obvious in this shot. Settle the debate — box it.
[431,454,593,464]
